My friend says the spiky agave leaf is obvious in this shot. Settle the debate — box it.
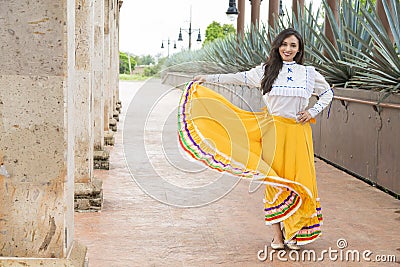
[236,23,270,67]
[340,0,400,92]
[298,0,374,87]
[163,25,271,75]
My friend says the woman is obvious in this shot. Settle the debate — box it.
[178,28,333,250]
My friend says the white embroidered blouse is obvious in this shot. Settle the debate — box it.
[205,61,334,120]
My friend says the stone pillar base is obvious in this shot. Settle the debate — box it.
[74,179,103,212]
[104,131,115,146]
[113,110,119,121]
[93,149,110,169]
[0,241,88,267]
[116,100,122,113]
[109,118,117,132]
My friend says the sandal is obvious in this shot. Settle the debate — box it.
[281,227,301,250]
[271,238,285,250]
[285,240,301,250]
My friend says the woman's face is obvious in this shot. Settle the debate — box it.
[279,35,300,62]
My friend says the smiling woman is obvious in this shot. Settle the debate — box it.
[279,35,300,62]
[181,28,334,250]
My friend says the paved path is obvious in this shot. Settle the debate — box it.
[75,79,400,267]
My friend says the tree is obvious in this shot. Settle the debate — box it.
[134,54,155,66]
[203,21,236,46]
[119,51,136,74]
[143,56,168,77]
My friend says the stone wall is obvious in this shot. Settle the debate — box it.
[0,0,123,264]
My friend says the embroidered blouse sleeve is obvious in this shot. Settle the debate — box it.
[307,70,334,118]
[205,65,263,88]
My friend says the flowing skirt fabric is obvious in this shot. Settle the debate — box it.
[178,82,323,245]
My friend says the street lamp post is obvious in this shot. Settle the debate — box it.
[178,7,201,50]
[226,0,284,33]
[226,0,245,37]
[279,0,285,16]
[161,38,177,57]
[226,0,239,21]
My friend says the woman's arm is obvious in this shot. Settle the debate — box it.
[307,71,334,118]
[194,65,264,88]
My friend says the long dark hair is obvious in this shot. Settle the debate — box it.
[260,28,304,95]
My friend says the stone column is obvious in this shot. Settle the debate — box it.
[116,1,123,114]
[325,0,340,49]
[92,0,111,170]
[268,0,279,29]
[113,0,121,118]
[109,0,119,129]
[74,0,102,211]
[376,0,394,43]
[0,0,86,265]
[237,0,245,38]
[292,0,304,21]
[250,0,261,28]
[93,0,105,150]
[74,0,94,184]
[103,0,115,146]
[103,0,110,135]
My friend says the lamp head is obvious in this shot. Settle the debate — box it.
[196,31,202,42]
[178,28,183,41]
[226,0,239,21]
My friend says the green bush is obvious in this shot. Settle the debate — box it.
[119,52,136,74]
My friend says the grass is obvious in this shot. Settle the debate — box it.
[119,74,150,81]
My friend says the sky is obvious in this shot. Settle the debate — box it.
[119,0,322,57]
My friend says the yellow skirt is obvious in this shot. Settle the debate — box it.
[178,82,322,245]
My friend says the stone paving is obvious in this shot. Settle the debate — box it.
[75,79,400,267]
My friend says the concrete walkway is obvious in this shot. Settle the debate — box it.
[75,79,400,267]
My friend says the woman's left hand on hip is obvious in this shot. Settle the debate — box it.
[297,110,312,124]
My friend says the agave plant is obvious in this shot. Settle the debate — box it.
[298,0,374,87]
[201,33,245,73]
[163,24,272,75]
[162,35,235,74]
[162,49,205,74]
[235,23,271,67]
[163,0,399,95]
[339,0,400,93]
